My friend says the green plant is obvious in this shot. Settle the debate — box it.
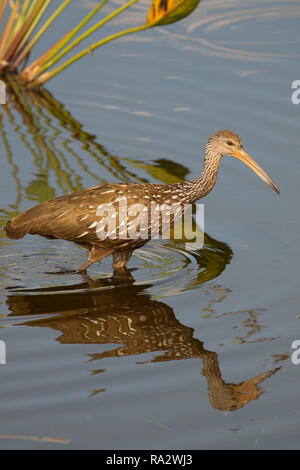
[0,0,200,88]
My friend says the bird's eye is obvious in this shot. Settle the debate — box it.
[227,141,234,146]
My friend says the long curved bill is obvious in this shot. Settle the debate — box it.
[231,148,280,194]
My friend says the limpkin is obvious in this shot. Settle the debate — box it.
[4,130,279,273]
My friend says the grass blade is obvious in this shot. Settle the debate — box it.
[29,23,150,87]
[4,1,50,67]
[20,0,107,73]
[23,0,139,80]
[11,0,64,69]
[0,0,21,66]
[0,1,8,29]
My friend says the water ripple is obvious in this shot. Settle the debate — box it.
[96,0,300,62]
[3,232,232,299]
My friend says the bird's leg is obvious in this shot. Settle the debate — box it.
[111,266,135,284]
[78,245,112,273]
[113,249,134,274]
[78,270,94,283]
[78,259,93,274]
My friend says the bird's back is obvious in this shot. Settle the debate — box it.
[4,185,109,241]
[4,182,187,244]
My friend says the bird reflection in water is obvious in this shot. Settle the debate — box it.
[2,81,280,412]
[6,264,279,412]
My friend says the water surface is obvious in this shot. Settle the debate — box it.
[0,0,300,450]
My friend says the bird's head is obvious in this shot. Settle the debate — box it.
[207,129,280,194]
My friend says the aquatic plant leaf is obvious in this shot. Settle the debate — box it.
[147,0,201,26]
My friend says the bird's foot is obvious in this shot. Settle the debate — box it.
[112,266,135,283]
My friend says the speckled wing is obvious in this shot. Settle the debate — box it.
[27,184,128,244]
[5,184,113,242]
[5,182,185,247]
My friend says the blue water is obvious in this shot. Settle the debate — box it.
[0,0,300,449]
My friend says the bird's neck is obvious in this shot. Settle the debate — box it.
[181,147,222,203]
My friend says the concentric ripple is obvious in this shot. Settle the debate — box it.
[2,232,232,300]
[162,0,300,62]
[106,0,300,62]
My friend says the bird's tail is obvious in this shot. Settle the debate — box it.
[4,197,66,240]
[4,217,30,239]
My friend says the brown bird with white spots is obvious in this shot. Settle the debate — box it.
[4,130,279,274]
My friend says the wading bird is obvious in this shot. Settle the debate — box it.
[4,130,279,273]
